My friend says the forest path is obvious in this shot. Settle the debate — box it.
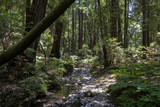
[50,65,115,107]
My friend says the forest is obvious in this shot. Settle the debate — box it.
[0,0,160,107]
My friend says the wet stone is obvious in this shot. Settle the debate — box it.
[51,103,57,107]
[51,65,115,107]
[55,100,63,105]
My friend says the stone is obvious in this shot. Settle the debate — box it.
[51,103,57,107]
[49,65,115,107]
[84,91,94,97]
[55,100,63,105]
[62,97,67,102]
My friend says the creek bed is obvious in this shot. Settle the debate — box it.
[35,65,114,107]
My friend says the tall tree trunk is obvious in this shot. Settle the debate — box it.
[147,0,150,47]
[142,0,149,47]
[124,0,128,48]
[117,0,122,46]
[27,0,48,64]
[75,8,78,53]
[135,32,138,48]
[0,0,76,66]
[84,13,87,44]
[88,22,93,49]
[98,0,111,68]
[72,7,75,54]
[157,0,160,38]
[81,10,84,47]
[93,0,98,55]
[158,25,160,32]
[93,21,97,50]
[110,0,118,38]
[78,8,82,49]
[68,9,70,54]
[25,0,32,33]
[50,21,63,58]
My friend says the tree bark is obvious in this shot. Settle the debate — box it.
[84,13,87,44]
[25,0,32,33]
[68,9,71,54]
[72,7,75,54]
[78,8,82,49]
[117,1,122,46]
[0,0,76,66]
[124,0,128,48]
[50,21,63,58]
[142,0,149,47]
[27,0,48,64]
[81,10,84,47]
[110,0,118,38]
[88,21,93,49]
[98,0,111,68]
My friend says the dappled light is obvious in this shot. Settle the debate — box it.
[0,0,160,107]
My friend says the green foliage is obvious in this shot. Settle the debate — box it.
[0,84,25,107]
[78,44,92,58]
[18,77,47,101]
[108,63,160,107]
[35,56,74,87]
[45,68,66,86]
[106,38,126,65]
[90,56,105,75]
[0,56,75,106]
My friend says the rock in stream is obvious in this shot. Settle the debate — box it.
[51,65,115,107]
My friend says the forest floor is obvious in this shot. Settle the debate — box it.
[1,58,159,107]
[44,64,116,107]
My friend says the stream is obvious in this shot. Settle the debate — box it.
[36,65,115,107]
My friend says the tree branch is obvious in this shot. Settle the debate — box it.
[0,0,75,66]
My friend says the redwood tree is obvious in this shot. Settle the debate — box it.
[50,21,63,58]
[27,0,48,64]
[0,0,76,66]
[124,0,129,48]
[142,0,150,47]
[98,0,111,68]
[72,6,75,54]
[110,0,118,38]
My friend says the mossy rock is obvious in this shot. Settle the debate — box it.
[64,64,74,73]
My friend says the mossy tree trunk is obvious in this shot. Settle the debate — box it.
[0,0,76,66]
[26,0,48,64]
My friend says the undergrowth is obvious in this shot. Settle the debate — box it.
[0,56,75,106]
[108,63,160,107]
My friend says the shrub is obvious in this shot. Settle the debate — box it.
[0,85,25,107]
[18,77,47,101]
[108,63,160,107]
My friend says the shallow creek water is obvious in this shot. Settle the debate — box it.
[35,65,115,107]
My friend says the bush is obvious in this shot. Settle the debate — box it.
[35,56,74,87]
[78,44,92,58]
[46,68,66,86]
[61,56,74,73]
[18,77,47,101]
[0,85,25,107]
[108,63,160,107]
